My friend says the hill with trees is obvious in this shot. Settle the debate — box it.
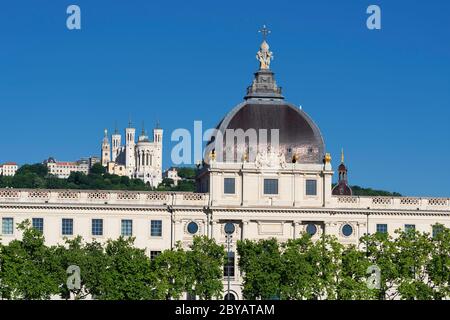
[0,163,152,191]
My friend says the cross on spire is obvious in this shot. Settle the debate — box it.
[258,24,271,41]
[141,121,146,135]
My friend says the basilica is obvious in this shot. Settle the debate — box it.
[0,31,449,300]
[101,123,163,188]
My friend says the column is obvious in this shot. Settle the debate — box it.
[241,220,249,240]
[211,219,216,239]
[293,221,301,239]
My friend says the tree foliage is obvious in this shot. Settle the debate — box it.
[0,163,153,191]
[0,224,225,300]
[0,221,60,299]
[0,221,448,300]
[238,225,450,300]
[350,185,402,197]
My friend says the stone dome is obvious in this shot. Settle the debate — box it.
[206,56,325,164]
[210,99,325,164]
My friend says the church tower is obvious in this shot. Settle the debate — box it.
[332,149,353,196]
[153,122,163,145]
[152,123,163,186]
[111,125,121,162]
[125,121,136,175]
[101,129,111,167]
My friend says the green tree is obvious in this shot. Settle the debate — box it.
[94,237,156,300]
[151,243,188,299]
[89,163,106,175]
[53,237,108,300]
[0,220,60,299]
[337,244,376,299]
[176,167,196,179]
[185,236,226,299]
[237,238,283,299]
[426,224,450,299]
[15,163,48,177]
[279,235,317,299]
[350,185,402,197]
[393,228,435,300]
[360,232,399,300]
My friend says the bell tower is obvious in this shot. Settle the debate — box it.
[101,129,111,166]
[111,123,121,162]
[332,149,353,196]
[125,120,136,173]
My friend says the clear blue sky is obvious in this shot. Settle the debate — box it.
[0,0,449,196]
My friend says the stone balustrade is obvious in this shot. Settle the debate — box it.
[0,189,449,212]
[0,189,209,207]
[331,195,450,212]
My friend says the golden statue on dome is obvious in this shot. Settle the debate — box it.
[256,25,273,70]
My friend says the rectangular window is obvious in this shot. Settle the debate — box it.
[62,218,73,236]
[151,220,162,237]
[376,224,388,234]
[264,179,278,195]
[2,217,14,235]
[224,251,235,277]
[405,224,415,232]
[32,218,44,233]
[92,219,103,236]
[121,219,133,236]
[224,178,236,194]
[150,251,161,260]
[306,179,317,196]
[432,225,444,239]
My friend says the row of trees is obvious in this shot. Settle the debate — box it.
[237,226,449,300]
[0,221,226,300]
[351,185,402,197]
[1,221,447,300]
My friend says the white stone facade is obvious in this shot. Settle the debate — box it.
[163,167,182,186]
[45,159,89,179]
[0,188,449,300]
[0,162,18,176]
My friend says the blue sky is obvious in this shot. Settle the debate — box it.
[0,0,449,196]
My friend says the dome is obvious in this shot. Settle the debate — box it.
[209,100,325,164]
[205,37,325,164]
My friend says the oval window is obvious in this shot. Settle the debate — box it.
[187,221,199,234]
[306,223,317,236]
[342,224,353,237]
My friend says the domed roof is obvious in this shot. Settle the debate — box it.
[210,99,325,164]
[206,35,325,164]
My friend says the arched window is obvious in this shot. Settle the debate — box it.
[224,292,236,300]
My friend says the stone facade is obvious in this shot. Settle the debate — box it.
[44,158,89,179]
[0,189,449,299]
[0,162,18,176]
